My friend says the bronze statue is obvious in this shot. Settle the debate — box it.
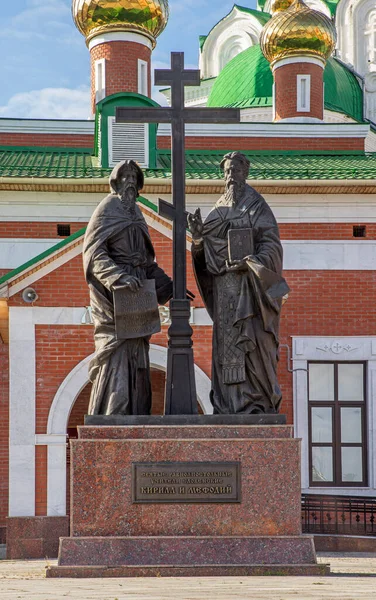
[188,152,289,415]
[83,160,173,415]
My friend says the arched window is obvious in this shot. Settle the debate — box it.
[219,36,251,71]
[365,10,376,71]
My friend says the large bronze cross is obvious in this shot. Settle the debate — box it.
[116,52,239,415]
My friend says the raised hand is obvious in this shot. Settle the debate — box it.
[187,207,204,240]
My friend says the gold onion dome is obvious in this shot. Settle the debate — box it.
[269,0,294,14]
[72,0,169,45]
[260,0,337,65]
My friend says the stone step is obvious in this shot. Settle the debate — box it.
[57,535,319,568]
[47,563,330,578]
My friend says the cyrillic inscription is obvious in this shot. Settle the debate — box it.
[132,462,241,503]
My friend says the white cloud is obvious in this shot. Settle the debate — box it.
[0,86,91,120]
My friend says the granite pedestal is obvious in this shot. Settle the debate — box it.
[47,417,328,577]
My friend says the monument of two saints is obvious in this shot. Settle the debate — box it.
[83,152,289,416]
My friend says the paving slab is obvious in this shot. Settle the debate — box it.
[0,554,375,600]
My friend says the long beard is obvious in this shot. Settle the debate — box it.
[224,182,245,205]
[120,186,137,216]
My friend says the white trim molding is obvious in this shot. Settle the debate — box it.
[8,309,36,516]
[0,239,59,270]
[0,119,94,135]
[282,240,376,270]
[138,59,148,96]
[157,122,369,139]
[94,58,106,104]
[297,74,311,113]
[292,336,376,496]
[273,56,325,70]
[88,31,153,51]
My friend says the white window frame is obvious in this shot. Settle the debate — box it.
[292,336,376,496]
[138,59,148,96]
[297,74,311,112]
[95,58,106,104]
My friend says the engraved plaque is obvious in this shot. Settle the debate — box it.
[132,462,241,503]
[228,228,254,263]
[113,278,161,340]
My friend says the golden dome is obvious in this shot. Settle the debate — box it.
[269,0,294,14]
[72,0,169,45]
[260,0,336,65]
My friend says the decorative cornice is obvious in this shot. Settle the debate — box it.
[88,31,154,51]
[0,179,375,195]
[157,122,370,138]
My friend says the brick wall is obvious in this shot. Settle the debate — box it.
[7,229,202,309]
[278,223,374,239]
[0,134,94,148]
[0,222,87,239]
[1,222,374,243]
[90,41,151,113]
[274,62,324,121]
[35,326,95,435]
[157,136,364,151]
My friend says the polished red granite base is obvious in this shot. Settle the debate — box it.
[49,423,326,577]
[6,516,69,559]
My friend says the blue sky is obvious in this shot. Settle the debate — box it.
[0,0,257,119]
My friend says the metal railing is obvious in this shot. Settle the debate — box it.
[302,494,376,536]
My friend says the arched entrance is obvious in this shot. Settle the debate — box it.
[46,345,212,516]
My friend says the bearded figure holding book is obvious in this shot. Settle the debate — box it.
[83,160,173,415]
[188,152,289,415]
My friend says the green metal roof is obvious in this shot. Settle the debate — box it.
[199,35,207,51]
[208,44,273,108]
[234,5,271,24]
[0,147,375,181]
[207,45,364,122]
[0,146,108,179]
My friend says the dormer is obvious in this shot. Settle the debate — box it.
[94,93,158,169]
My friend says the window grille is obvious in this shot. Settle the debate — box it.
[108,116,149,168]
[353,225,366,238]
[57,224,71,237]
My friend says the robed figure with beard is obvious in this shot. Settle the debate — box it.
[83,160,173,415]
[188,152,289,415]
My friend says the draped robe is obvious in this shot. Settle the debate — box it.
[83,194,172,415]
[192,185,289,414]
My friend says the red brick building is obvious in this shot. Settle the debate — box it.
[1,0,376,556]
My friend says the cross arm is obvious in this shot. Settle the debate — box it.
[155,69,200,87]
[158,198,188,229]
[116,106,240,125]
[182,107,240,124]
[116,107,172,123]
